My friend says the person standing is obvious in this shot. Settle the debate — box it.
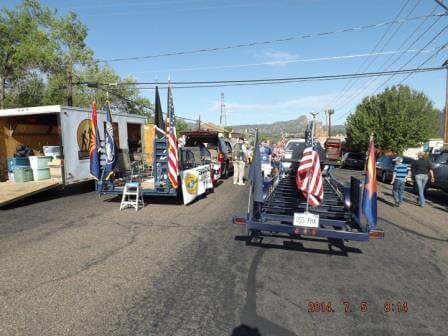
[411,152,435,207]
[246,146,253,164]
[390,157,409,207]
[271,154,284,177]
[259,141,272,176]
[233,138,246,185]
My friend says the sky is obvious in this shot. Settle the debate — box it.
[2,0,448,126]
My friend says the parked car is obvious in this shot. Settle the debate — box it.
[181,131,234,178]
[376,155,414,183]
[429,150,448,192]
[341,152,365,170]
[282,139,325,172]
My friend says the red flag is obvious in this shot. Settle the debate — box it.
[296,147,323,207]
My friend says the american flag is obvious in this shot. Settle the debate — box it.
[166,84,179,189]
[296,121,324,207]
[280,128,286,148]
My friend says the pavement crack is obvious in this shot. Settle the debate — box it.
[2,226,139,298]
[379,217,448,242]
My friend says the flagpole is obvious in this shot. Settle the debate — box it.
[306,112,319,213]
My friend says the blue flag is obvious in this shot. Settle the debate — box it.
[248,129,263,203]
[103,102,117,180]
[362,138,377,228]
[89,101,101,180]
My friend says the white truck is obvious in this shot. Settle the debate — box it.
[0,105,146,206]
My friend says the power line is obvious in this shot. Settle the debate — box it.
[97,86,198,122]
[397,41,448,85]
[332,41,447,125]
[332,43,446,124]
[91,12,444,63]
[434,0,448,11]
[370,23,448,94]
[329,0,413,109]
[102,67,443,89]
[333,5,444,112]
[132,46,442,74]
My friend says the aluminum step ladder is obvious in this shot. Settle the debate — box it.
[120,182,144,211]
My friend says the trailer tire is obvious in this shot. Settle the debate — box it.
[248,229,260,238]
[222,163,229,179]
[176,178,184,204]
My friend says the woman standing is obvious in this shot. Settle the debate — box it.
[411,152,435,207]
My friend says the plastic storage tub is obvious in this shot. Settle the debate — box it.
[29,156,52,170]
[32,168,51,181]
[7,157,30,171]
[13,167,34,183]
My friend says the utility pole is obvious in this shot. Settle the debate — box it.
[67,68,73,106]
[443,60,448,150]
[325,109,335,138]
[220,92,226,128]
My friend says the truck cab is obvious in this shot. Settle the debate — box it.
[324,138,342,166]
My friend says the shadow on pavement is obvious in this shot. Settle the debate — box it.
[377,195,395,207]
[231,324,261,336]
[0,181,95,210]
[234,248,298,336]
[379,217,448,242]
[379,188,448,212]
[235,235,362,256]
[411,187,448,212]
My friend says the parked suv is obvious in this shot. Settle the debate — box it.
[282,139,325,172]
[181,131,234,178]
[429,151,448,192]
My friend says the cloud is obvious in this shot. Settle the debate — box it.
[255,50,299,66]
[209,89,370,116]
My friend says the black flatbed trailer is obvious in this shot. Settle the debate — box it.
[234,170,384,242]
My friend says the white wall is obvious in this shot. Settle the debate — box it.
[61,107,145,185]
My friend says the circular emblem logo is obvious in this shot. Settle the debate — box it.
[184,173,198,195]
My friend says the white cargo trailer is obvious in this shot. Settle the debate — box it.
[0,105,146,206]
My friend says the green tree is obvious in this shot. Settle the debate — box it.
[0,0,55,108]
[1,1,151,114]
[346,85,439,154]
[49,11,93,106]
[176,118,191,136]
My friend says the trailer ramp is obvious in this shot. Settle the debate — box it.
[0,179,61,207]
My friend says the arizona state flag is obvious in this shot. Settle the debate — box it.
[362,136,377,228]
[102,102,117,180]
[89,101,101,180]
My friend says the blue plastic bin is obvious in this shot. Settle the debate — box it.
[7,157,30,172]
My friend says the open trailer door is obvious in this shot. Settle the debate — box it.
[0,106,63,207]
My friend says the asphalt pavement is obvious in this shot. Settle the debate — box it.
[0,169,447,336]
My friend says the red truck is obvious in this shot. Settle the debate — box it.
[324,138,343,166]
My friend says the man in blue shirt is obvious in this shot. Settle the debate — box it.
[259,141,272,176]
[271,154,284,176]
[390,157,409,207]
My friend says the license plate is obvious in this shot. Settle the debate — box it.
[293,212,319,228]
